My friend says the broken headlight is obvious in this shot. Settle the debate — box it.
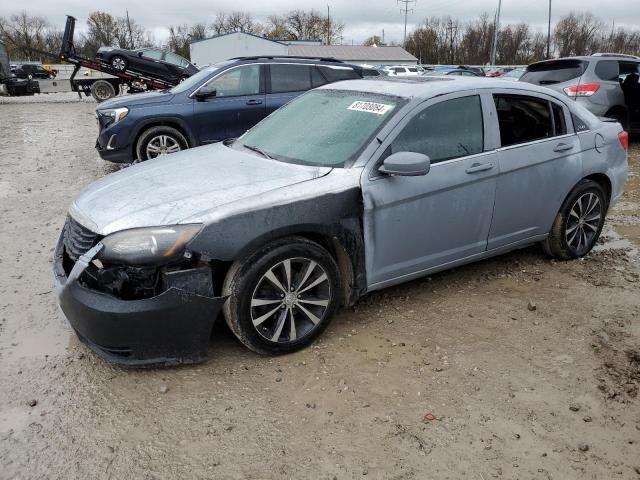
[99,224,203,266]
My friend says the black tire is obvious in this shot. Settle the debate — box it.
[110,55,127,71]
[135,125,189,162]
[47,73,55,79]
[542,179,607,260]
[27,73,33,80]
[90,80,116,102]
[222,236,342,354]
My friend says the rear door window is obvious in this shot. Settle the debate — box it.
[391,95,484,163]
[493,94,553,146]
[520,60,586,85]
[142,49,164,61]
[269,64,312,93]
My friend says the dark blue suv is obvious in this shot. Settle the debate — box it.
[95,56,367,163]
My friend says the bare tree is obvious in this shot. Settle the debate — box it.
[554,12,603,57]
[0,11,57,61]
[363,35,384,46]
[211,11,262,35]
[168,23,210,59]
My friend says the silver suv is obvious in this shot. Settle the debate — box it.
[520,53,640,133]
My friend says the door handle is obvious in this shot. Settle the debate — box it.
[465,162,494,174]
[553,142,574,152]
[246,99,263,105]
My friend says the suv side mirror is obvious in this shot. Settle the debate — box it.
[137,51,144,57]
[378,152,431,176]
[194,88,216,101]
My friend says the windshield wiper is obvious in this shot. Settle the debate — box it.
[243,144,273,160]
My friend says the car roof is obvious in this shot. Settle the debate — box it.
[230,56,359,68]
[318,76,567,100]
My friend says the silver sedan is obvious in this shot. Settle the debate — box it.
[54,77,629,366]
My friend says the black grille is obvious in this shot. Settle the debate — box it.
[63,217,99,261]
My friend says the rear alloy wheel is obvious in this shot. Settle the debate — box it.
[110,55,127,71]
[543,179,606,259]
[223,237,341,354]
[135,125,189,162]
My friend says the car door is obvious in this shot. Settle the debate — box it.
[265,64,322,115]
[487,91,582,249]
[191,64,265,143]
[361,93,499,288]
[138,49,166,77]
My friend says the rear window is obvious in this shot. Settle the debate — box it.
[520,60,587,85]
[318,66,360,82]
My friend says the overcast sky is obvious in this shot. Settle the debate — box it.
[2,0,638,45]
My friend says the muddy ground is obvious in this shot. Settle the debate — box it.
[0,94,639,480]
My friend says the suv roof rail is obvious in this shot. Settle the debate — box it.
[591,52,640,59]
[229,55,344,63]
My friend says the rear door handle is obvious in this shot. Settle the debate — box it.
[553,142,574,152]
[465,162,494,174]
[246,99,263,105]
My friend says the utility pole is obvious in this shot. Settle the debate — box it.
[126,9,134,49]
[326,5,330,45]
[489,0,502,65]
[546,0,552,58]
[398,0,416,47]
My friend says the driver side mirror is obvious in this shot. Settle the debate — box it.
[378,152,431,176]
[194,88,217,101]
[137,51,143,57]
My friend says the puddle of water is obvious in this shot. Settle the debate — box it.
[595,225,638,253]
[613,224,640,247]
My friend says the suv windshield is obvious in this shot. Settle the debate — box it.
[170,61,233,94]
[520,59,587,85]
[235,89,405,168]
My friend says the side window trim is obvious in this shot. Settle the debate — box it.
[365,91,488,180]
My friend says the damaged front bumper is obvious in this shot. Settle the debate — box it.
[53,233,225,367]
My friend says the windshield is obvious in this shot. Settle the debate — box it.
[170,61,233,94]
[235,89,405,168]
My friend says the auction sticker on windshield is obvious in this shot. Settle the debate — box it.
[347,101,393,115]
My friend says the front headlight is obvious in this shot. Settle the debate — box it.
[99,224,203,265]
[98,107,129,125]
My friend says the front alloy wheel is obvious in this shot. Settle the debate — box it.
[251,258,331,343]
[145,135,182,158]
[223,237,341,354]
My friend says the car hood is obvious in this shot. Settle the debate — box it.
[97,90,175,110]
[69,143,332,236]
